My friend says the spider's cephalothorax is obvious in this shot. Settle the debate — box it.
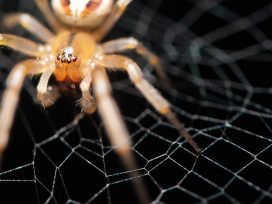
[0,1,200,203]
[52,31,97,82]
[52,0,114,28]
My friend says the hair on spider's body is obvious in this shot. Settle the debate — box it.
[0,0,200,203]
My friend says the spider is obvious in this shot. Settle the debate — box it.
[0,0,200,203]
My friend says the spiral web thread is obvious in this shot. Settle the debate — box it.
[1,0,272,203]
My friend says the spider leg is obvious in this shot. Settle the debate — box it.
[34,0,64,32]
[93,68,149,204]
[102,37,171,86]
[92,0,133,41]
[99,55,200,153]
[3,13,54,43]
[0,60,42,155]
[0,34,42,57]
[37,66,60,108]
[79,71,96,114]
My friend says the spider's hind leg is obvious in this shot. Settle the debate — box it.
[34,0,64,32]
[3,13,54,43]
[92,0,133,41]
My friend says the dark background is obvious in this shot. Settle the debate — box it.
[1,0,272,203]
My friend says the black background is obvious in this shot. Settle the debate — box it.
[1,0,272,204]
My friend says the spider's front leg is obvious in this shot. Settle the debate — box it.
[93,68,149,204]
[0,60,41,154]
[99,55,201,153]
[37,67,60,108]
[102,37,171,86]
[79,70,96,114]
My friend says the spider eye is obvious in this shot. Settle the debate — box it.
[52,0,114,27]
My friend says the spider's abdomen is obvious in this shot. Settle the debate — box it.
[51,0,113,28]
[50,31,96,83]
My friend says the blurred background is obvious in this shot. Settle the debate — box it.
[1,0,272,203]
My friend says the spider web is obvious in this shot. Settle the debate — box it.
[1,0,272,203]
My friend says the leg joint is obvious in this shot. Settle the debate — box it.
[126,62,144,83]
